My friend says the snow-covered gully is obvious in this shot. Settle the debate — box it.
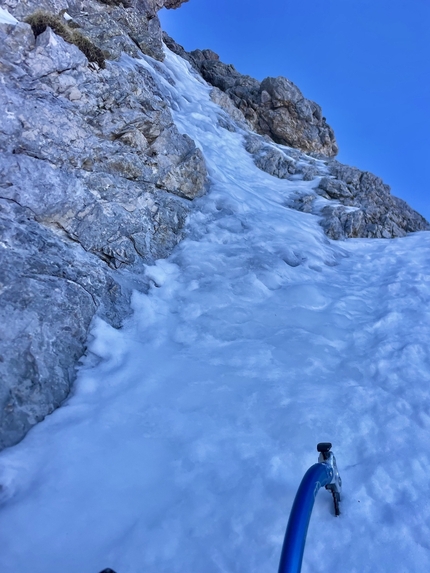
[1,49,430,573]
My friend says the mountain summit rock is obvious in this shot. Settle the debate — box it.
[164,33,338,157]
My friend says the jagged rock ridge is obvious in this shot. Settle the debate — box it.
[163,33,338,157]
[318,162,429,239]
[162,35,428,240]
[243,135,429,239]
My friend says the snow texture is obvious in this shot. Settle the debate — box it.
[0,7,18,24]
[1,47,430,573]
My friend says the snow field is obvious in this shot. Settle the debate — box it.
[0,48,430,573]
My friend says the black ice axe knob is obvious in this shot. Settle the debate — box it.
[317,442,332,460]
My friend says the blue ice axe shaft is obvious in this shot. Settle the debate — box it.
[278,443,341,573]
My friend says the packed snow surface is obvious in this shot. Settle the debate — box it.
[0,7,18,25]
[1,48,430,573]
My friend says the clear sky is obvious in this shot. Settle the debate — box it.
[160,0,430,221]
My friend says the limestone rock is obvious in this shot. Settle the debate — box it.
[244,134,327,181]
[317,177,353,201]
[163,0,189,8]
[66,2,166,62]
[243,133,428,240]
[0,22,207,266]
[0,198,130,450]
[210,87,251,130]
[245,136,296,179]
[0,7,206,449]
[258,77,338,156]
[2,0,189,62]
[164,33,338,157]
[291,193,316,214]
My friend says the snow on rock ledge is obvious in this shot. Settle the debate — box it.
[242,135,429,239]
[0,6,17,24]
[1,0,189,61]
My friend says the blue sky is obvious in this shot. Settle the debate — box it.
[160,0,430,221]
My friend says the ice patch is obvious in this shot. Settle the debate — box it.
[0,7,18,25]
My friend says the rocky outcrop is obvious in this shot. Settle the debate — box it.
[164,34,428,238]
[244,134,326,181]
[163,0,189,8]
[3,0,190,61]
[242,135,428,239]
[0,2,206,449]
[0,19,207,263]
[0,0,428,452]
[317,162,429,239]
[0,198,129,449]
[210,87,250,131]
[163,33,338,157]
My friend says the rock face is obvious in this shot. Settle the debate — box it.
[3,0,190,61]
[163,34,428,239]
[0,1,207,449]
[244,134,323,182]
[163,0,189,8]
[317,162,429,239]
[242,135,429,239]
[163,34,338,157]
[0,199,128,449]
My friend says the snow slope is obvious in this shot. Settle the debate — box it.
[0,7,18,25]
[1,48,430,573]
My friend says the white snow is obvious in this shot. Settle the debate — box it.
[0,7,18,25]
[1,48,430,573]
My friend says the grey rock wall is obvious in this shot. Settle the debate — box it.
[0,199,128,449]
[0,0,206,449]
[242,135,429,239]
[317,162,429,239]
[163,0,189,8]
